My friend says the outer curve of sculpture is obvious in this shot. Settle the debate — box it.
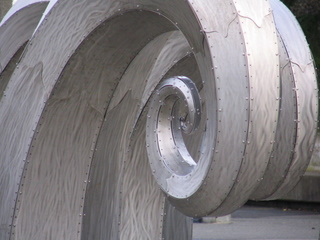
[0,0,317,239]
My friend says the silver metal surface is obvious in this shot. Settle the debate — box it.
[0,0,317,239]
[0,0,48,97]
[250,32,297,200]
[146,0,280,217]
[0,1,49,238]
[252,0,318,200]
[0,1,200,238]
[206,0,280,216]
[0,0,47,24]
[147,76,201,179]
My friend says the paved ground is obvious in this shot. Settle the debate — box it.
[193,204,320,240]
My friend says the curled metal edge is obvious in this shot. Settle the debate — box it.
[0,0,49,73]
[0,0,203,238]
[0,0,48,25]
[250,31,298,200]
[0,1,48,238]
[203,0,280,217]
[0,0,298,238]
[148,0,253,216]
[256,0,318,200]
[81,30,194,239]
[166,0,279,217]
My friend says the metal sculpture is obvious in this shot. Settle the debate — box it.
[0,0,48,99]
[0,0,317,239]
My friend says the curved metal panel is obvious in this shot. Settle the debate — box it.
[251,0,318,200]
[0,0,202,239]
[0,1,48,238]
[160,0,279,217]
[259,0,318,200]
[0,0,48,24]
[0,0,316,238]
[81,29,193,239]
[0,0,48,95]
[251,32,297,200]
[207,0,279,216]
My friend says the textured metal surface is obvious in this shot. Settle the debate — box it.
[162,200,193,239]
[147,76,201,179]
[207,0,280,216]
[0,1,199,239]
[0,0,317,239]
[252,0,318,200]
[0,0,48,96]
[80,29,192,239]
[146,0,280,217]
[1,0,46,24]
[0,1,49,238]
[250,32,298,200]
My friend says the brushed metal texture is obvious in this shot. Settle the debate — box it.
[114,30,193,240]
[201,0,279,216]
[256,0,318,200]
[0,0,48,25]
[81,30,193,240]
[162,200,193,239]
[250,32,298,200]
[152,0,279,217]
[0,0,317,239]
[0,1,48,238]
[0,1,197,238]
[0,0,48,97]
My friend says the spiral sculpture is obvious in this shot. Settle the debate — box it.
[0,0,317,239]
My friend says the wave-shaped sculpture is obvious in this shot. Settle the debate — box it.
[0,0,317,239]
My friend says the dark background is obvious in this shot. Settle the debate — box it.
[282,0,320,83]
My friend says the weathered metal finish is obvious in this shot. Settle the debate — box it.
[0,0,49,97]
[0,1,200,239]
[252,0,318,200]
[0,1,49,238]
[147,76,201,178]
[0,0,317,239]
[147,0,280,217]
[80,30,193,239]
[206,0,280,216]
[250,33,298,200]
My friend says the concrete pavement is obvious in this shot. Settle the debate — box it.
[193,204,320,240]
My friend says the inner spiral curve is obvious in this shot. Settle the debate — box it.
[147,76,201,176]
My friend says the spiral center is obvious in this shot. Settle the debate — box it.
[146,76,201,176]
